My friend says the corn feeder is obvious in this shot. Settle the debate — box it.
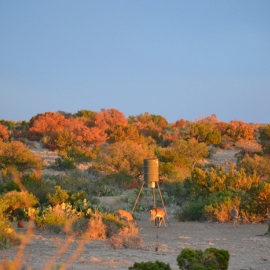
[132,158,169,226]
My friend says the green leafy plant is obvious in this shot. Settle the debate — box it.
[177,248,229,270]
[129,260,171,270]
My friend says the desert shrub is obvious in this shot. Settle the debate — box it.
[0,197,20,249]
[47,185,69,206]
[259,124,270,145]
[0,120,16,130]
[237,154,270,181]
[35,202,85,232]
[35,206,69,231]
[0,139,43,172]
[22,178,54,205]
[0,220,20,249]
[128,260,171,270]
[158,161,186,182]
[175,198,207,221]
[53,157,76,170]
[99,211,140,247]
[224,120,254,142]
[157,190,176,206]
[204,193,239,222]
[71,217,89,233]
[43,182,104,216]
[173,164,269,222]
[43,171,97,198]
[162,181,187,205]
[102,212,125,227]
[84,215,107,240]
[109,233,143,249]
[102,212,138,237]
[0,191,38,218]
[0,191,37,249]
[96,170,135,196]
[205,129,222,145]
[59,145,93,163]
[0,181,19,193]
[97,183,120,197]
[177,248,230,270]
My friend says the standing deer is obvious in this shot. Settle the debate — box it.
[230,206,240,228]
[149,207,166,228]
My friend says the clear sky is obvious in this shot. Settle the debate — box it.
[0,1,269,124]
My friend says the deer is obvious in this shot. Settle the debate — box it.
[149,207,166,228]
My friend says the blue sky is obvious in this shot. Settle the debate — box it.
[0,1,269,124]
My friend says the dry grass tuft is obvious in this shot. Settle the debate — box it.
[108,234,143,249]
[107,225,142,249]
[85,216,107,240]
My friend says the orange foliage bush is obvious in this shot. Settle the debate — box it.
[0,124,9,140]
[28,112,108,149]
[64,118,107,147]
[173,119,186,129]
[224,121,255,141]
[94,108,128,132]
[28,112,67,140]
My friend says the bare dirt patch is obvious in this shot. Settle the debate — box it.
[207,148,239,168]
[1,214,269,270]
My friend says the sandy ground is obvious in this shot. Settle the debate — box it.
[1,213,269,270]
[4,146,267,269]
[206,148,239,169]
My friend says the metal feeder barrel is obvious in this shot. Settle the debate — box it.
[144,158,159,188]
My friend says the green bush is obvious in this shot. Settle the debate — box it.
[22,178,54,205]
[47,185,69,206]
[0,181,19,193]
[0,191,38,249]
[96,171,135,196]
[53,157,76,170]
[177,248,229,270]
[129,260,171,270]
[35,202,84,232]
[175,198,207,221]
[204,192,238,222]
[59,145,92,163]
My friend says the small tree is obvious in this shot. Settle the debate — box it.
[0,139,43,174]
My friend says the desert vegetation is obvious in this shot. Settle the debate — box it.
[0,110,270,268]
